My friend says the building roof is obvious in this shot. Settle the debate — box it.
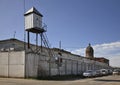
[52,48,71,54]
[94,57,109,61]
[24,7,43,17]
[0,38,23,43]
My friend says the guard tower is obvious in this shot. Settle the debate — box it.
[24,7,56,76]
[24,7,46,50]
[24,7,45,33]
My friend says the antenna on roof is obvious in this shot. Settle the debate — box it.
[59,41,61,49]
[13,31,16,39]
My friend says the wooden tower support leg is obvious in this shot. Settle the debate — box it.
[40,33,43,52]
[27,31,30,49]
[36,33,38,49]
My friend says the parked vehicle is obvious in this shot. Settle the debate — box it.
[100,69,108,76]
[113,69,120,75]
[83,70,96,77]
[91,70,97,77]
[108,69,113,75]
[95,70,102,77]
[83,70,93,77]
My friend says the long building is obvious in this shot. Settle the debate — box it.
[0,38,111,78]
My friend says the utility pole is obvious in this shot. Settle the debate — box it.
[23,0,26,50]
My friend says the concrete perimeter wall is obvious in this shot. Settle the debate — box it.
[25,52,51,78]
[0,51,25,78]
[0,50,110,78]
[25,50,110,78]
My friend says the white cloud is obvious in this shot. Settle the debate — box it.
[71,41,120,67]
[109,56,120,67]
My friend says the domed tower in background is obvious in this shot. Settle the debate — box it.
[85,43,94,59]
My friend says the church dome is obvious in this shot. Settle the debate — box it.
[85,43,94,59]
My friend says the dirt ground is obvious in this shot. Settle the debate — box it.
[0,75,120,85]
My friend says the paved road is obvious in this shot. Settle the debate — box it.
[0,75,120,85]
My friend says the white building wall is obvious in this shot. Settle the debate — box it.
[0,51,25,78]
[0,52,8,77]
[51,51,84,76]
[25,52,54,78]
[78,61,82,74]
[0,49,111,78]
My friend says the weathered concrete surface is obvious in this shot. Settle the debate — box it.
[0,51,25,78]
[0,49,111,78]
[0,75,120,85]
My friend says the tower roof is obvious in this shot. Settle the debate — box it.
[85,43,94,59]
[86,43,94,52]
[24,7,43,17]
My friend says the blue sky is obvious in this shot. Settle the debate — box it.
[0,0,120,67]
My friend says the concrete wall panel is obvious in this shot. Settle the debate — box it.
[9,52,25,65]
[9,65,24,77]
[0,65,8,77]
[0,51,25,78]
[0,52,8,65]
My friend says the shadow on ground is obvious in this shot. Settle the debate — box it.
[37,75,84,81]
[94,79,120,82]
